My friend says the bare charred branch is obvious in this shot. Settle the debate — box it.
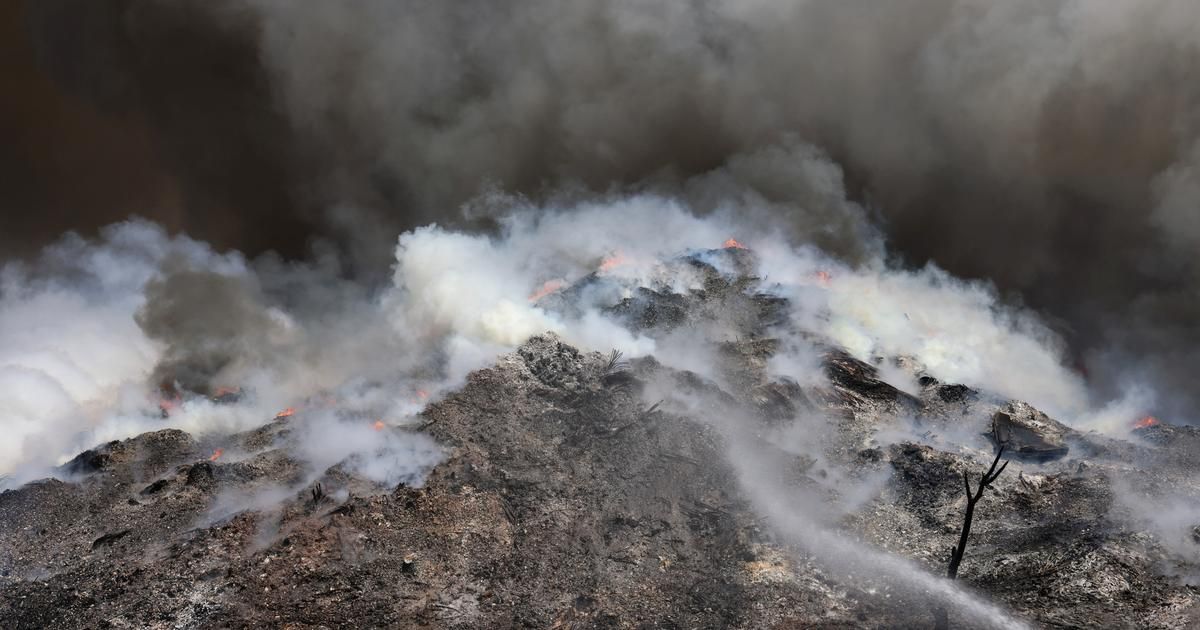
[947,445,1008,580]
[935,445,1010,629]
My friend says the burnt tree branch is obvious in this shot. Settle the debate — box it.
[947,445,1008,579]
[935,445,1010,629]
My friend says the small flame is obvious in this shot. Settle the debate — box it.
[528,279,566,302]
[373,420,386,431]
[416,389,429,400]
[275,407,297,419]
[158,397,180,416]
[1133,415,1160,429]
[209,448,223,461]
[813,270,832,286]
[723,238,747,250]
[599,251,627,272]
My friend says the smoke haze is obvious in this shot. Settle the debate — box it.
[9,0,1200,418]
[6,5,1200,625]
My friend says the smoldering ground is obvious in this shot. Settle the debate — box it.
[0,192,1181,628]
[4,3,1200,625]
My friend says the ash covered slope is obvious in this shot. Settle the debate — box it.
[0,337,860,629]
[3,250,1200,629]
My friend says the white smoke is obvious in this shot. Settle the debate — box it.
[0,221,247,479]
[9,4,1199,624]
[0,170,1104,481]
[0,154,1139,628]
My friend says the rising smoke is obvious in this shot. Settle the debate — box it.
[4,3,1199,625]
[2,194,1069,627]
[15,0,1200,418]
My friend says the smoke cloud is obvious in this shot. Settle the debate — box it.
[0,178,1140,626]
[5,3,1200,623]
[14,0,1200,416]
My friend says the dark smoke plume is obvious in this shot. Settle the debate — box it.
[14,0,1200,417]
[135,260,281,394]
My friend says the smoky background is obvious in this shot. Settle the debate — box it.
[5,0,1200,418]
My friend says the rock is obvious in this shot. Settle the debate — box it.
[90,530,130,550]
[990,402,1070,462]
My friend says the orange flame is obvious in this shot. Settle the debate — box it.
[528,279,566,302]
[723,238,747,250]
[416,390,429,400]
[813,270,832,286]
[158,397,180,416]
[209,448,223,461]
[599,251,627,272]
[1133,415,1160,429]
[373,420,386,431]
[275,407,296,419]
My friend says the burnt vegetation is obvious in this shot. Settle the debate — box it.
[948,445,1010,580]
[933,445,1010,629]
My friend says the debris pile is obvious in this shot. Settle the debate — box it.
[3,248,1199,628]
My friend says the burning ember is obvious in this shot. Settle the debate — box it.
[599,251,628,272]
[1133,415,1160,429]
[157,396,181,418]
[210,386,242,404]
[275,407,297,419]
[208,448,223,461]
[373,420,386,431]
[528,279,566,302]
[813,270,832,286]
[723,238,747,250]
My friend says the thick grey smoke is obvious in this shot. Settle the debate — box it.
[6,6,1198,623]
[136,263,285,394]
[20,0,1200,417]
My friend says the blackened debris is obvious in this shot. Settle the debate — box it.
[185,462,215,487]
[91,530,131,550]
[990,402,1071,462]
[937,384,975,403]
[140,479,171,495]
[59,447,112,476]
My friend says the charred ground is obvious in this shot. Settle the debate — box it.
[2,249,1199,629]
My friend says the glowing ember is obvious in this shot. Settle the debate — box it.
[209,448,223,461]
[373,420,386,431]
[1133,415,1160,429]
[813,270,832,286]
[409,389,431,405]
[528,279,566,302]
[158,397,180,417]
[275,407,297,419]
[723,238,747,249]
[599,251,627,272]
